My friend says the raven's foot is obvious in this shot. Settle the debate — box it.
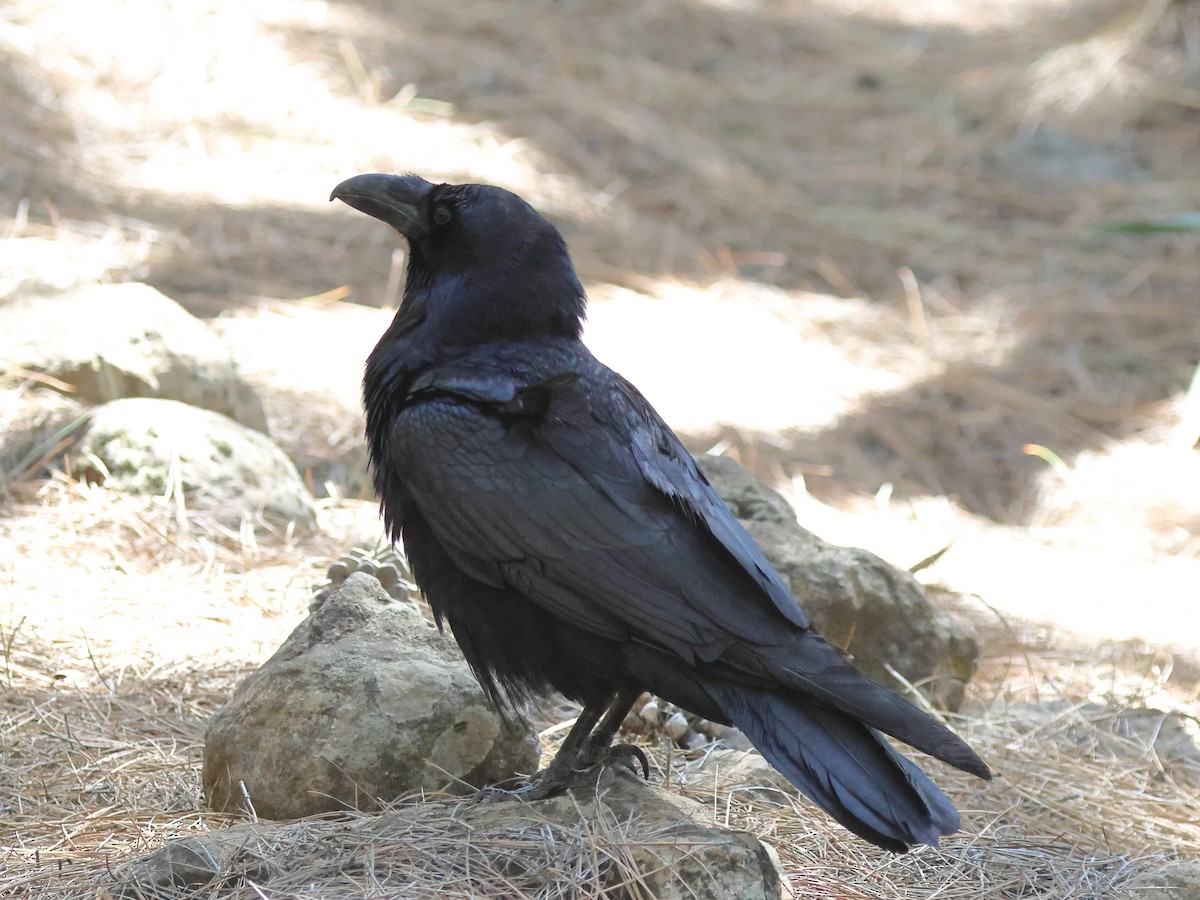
[471,742,650,804]
[470,755,578,804]
[470,782,532,804]
[578,741,650,780]
[499,760,578,802]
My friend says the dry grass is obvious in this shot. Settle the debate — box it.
[2,481,1198,897]
[2,602,1198,898]
[3,0,1200,895]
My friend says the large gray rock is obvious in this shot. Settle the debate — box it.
[698,454,980,710]
[0,235,139,300]
[75,398,315,530]
[118,767,785,899]
[0,282,267,431]
[689,747,796,799]
[1006,700,1200,785]
[203,573,541,819]
[1124,860,1200,900]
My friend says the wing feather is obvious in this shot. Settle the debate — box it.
[391,369,806,661]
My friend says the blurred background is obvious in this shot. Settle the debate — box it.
[4,0,1197,639]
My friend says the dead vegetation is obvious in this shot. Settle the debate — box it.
[2,0,1199,895]
[1,533,1197,898]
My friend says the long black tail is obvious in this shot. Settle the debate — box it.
[707,682,969,852]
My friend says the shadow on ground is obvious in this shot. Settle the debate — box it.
[4,0,1197,522]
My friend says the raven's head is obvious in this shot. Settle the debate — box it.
[331,173,585,344]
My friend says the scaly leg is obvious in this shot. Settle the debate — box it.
[506,697,610,800]
[577,687,649,779]
[479,689,649,802]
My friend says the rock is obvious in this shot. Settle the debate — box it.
[1125,860,1200,899]
[0,282,267,431]
[0,384,88,484]
[638,698,661,727]
[202,573,541,819]
[663,711,690,741]
[699,720,754,751]
[116,767,785,899]
[698,454,980,710]
[0,235,141,301]
[111,834,277,899]
[1006,701,1200,785]
[699,454,801,527]
[310,538,413,610]
[689,747,796,800]
[623,691,754,753]
[74,398,315,531]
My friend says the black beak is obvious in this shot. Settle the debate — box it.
[330,173,434,241]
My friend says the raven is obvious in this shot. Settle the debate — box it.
[331,173,991,851]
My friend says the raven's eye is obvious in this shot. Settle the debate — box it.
[433,205,453,226]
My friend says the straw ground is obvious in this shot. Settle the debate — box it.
[2,0,1199,895]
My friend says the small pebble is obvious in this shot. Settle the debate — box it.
[714,726,754,751]
[639,700,661,727]
[376,564,400,588]
[663,711,689,740]
[314,540,418,610]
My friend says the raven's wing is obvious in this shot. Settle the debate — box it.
[396,362,808,665]
[395,358,990,775]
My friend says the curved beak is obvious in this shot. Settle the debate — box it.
[330,173,434,241]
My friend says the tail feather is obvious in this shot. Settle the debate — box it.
[726,639,992,781]
[708,682,964,852]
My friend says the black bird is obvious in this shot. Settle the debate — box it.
[331,173,991,852]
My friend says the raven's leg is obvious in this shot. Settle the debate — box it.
[577,687,649,779]
[515,697,611,800]
[484,690,647,802]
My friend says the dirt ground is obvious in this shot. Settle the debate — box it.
[2,0,1199,896]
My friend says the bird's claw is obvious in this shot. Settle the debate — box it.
[579,741,650,781]
[471,763,572,803]
[469,776,542,804]
[471,742,650,805]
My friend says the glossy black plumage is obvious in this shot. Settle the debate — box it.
[332,173,991,852]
